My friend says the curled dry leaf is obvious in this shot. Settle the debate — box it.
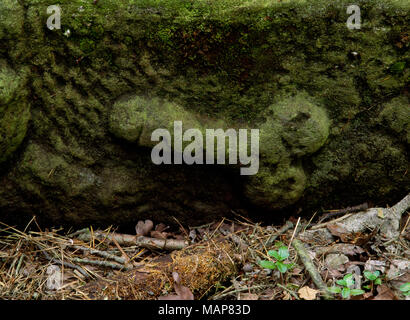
[150,230,167,239]
[136,220,154,236]
[158,272,194,300]
[46,265,63,291]
[155,223,168,233]
[298,286,319,300]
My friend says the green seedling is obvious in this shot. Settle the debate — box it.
[328,273,365,299]
[259,246,294,273]
[399,282,410,296]
[363,270,382,291]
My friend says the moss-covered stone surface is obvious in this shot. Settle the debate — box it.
[0,0,408,226]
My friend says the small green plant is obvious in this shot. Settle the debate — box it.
[328,274,365,299]
[363,270,382,291]
[259,246,294,273]
[399,282,410,296]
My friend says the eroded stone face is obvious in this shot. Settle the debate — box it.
[0,0,408,225]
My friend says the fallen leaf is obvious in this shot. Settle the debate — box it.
[325,269,344,278]
[314,244,364,256]
[158,272,194,300]
[298,286,319,300]
[238,293,259,300]
[325,253,349,269]
[282,291,292,300]
[150,230,167,239]
[373,284,398,300]
[327,224,376,245]
[363,292,374,299]
[327,224,350,238]
[136,220,154,236]
[365,260,387,274]
[46,265,63,290]
[155,223,168,232]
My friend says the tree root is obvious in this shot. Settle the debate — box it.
[326,193,410,240]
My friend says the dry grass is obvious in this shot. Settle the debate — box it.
[0,218,239,300]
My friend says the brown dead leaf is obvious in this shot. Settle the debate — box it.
[158,272,194,300]
[298,286,319,300]
[136,220,154,236]
[373,285,398,300]
[327,223,349,238]
[282,291,292,300]
[324,268,344,279]
[363,292,374,300]
[315,244,364,256]
[150,230,168,239]
[155,223,168,232]
[327,223,376,245]
[238,293,259,300]
[291,267,303,275]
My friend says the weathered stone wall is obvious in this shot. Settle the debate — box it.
[0,0,408,226]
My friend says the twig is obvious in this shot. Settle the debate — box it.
[265,220,294,247]
[318,193,410,239]
[292,239,333,300]
[71,257,132,270]
[310,213,353,230]
[135,236,188,251]
[111,236,130,263]
[16,253,25,276]
[320,202,369,223]
[37,244,90,279]
[77,230,188,250]
[67,228,90,238]
[71,245,126,264]
[210,284,273,300]
[288,217,301,251]
[276,283,300,300]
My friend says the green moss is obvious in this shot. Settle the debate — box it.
[0,63,30,164]
[260,94,330,159]
[19,142,102,196]
[243,163,307,209]
[109,95,205,147]
[378,96,410,143]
